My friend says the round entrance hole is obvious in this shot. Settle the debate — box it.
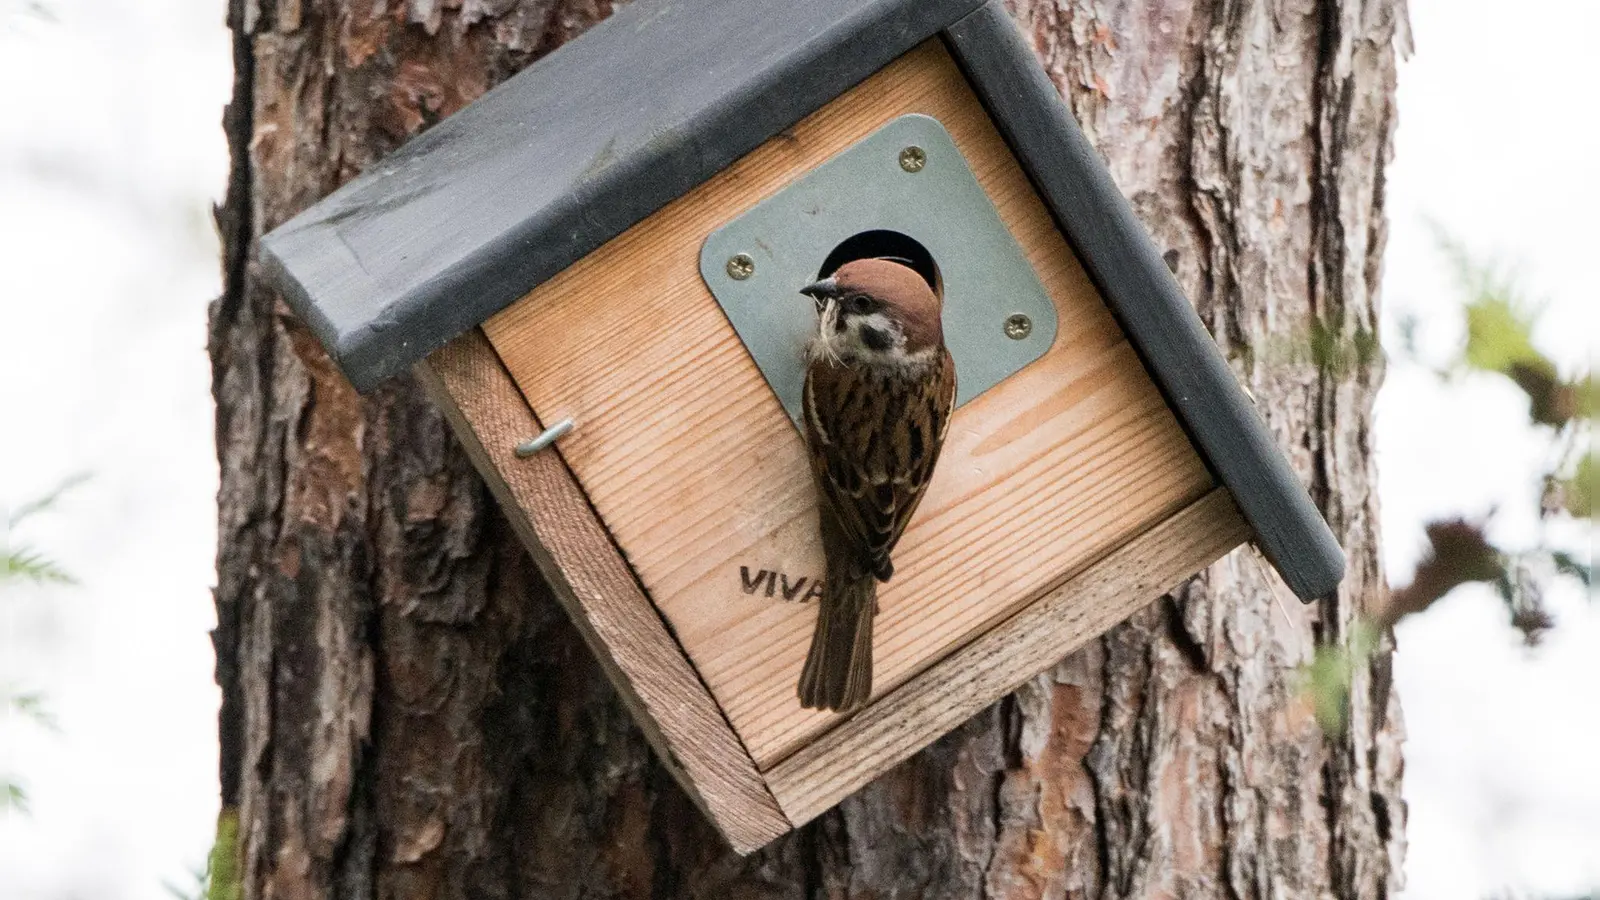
[816,230,942,298]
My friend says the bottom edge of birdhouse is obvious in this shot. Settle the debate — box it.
[756,486,1249,829]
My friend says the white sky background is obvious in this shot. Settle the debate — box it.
[0,0,230,897]
[0,0,1592,898]
[1379,1,1600,894]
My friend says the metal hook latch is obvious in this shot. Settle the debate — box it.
[514,418,575,458]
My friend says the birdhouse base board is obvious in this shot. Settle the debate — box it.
[418,327,1249,851]
[761,486,1248,825]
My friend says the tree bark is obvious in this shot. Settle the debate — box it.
[211,0,1408,897]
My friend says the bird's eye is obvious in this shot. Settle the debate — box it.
[849,294,873,314]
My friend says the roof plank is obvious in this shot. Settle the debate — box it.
[262,0,984,389]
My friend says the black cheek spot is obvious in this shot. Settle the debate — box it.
[860,325,892,352]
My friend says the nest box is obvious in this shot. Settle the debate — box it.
[261,0,1344,853]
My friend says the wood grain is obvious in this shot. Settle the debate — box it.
[483,41,1214,767]
[764,487,1251,826]
[946,5,1344,601]
[415,330,791,853]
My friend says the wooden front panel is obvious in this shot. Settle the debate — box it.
[483,40,1214,767]
[417,331,792,851]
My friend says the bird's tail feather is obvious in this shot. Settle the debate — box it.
[798,571,876,712]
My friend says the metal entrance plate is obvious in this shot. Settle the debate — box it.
[699,114,1058,423]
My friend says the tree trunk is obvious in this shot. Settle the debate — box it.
[211,0,1408,896]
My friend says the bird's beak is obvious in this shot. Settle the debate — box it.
[800,277,837,301]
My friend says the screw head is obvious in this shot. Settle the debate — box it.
[726,253,755,280]
[1004,313,1033,340]
[898,145,927,173]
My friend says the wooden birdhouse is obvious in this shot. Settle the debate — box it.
[260,0,1344,853]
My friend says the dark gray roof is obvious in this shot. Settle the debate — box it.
[260,0,984,391]
[261,0,1347,603]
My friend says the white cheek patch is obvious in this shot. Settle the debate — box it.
[808,306,914,365]
[855,312,895,335]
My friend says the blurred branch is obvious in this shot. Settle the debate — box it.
[1,0,57,27]
[1384,231,1593,634]
[1379,518,1505,628]
[6,472,89,529]
[1306,231,1592,734]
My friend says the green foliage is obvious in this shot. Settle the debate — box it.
[5,473,87,526]
[165,810,241,900]
[208,812,242,900]
[1,782,26,813]
[1,546,75,585]
[1308,318,1382,381]
[2,473,86,585]
[1,475,84,816]
[1578,377,1599,419]
[1462,292,1544,376]
[1559,452,1594,519]
[1436,230,1588,433]
[0,690,48,813]
[1231,318,1382,383]
[1301,621,1380,735]
[5,688,57,731]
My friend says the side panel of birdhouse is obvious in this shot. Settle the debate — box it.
[414,331,793,852]
[481,42,1220,769]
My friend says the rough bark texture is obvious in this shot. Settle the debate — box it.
[212,0,1409,897]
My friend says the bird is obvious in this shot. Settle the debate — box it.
[796,257,957,712]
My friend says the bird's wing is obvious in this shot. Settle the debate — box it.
[803,351,956,579]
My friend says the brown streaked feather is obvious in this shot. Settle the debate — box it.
[803,348,956,582]
[797,506,878,710]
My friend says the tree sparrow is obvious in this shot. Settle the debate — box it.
[797,258,957,712]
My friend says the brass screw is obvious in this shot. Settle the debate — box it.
[726,253,755,280]
[1004,313,1032,340]
[898,145,927,173]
